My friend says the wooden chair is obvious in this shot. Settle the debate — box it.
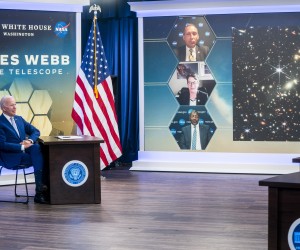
[0,162,34,204]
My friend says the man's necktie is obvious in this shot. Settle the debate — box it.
[189,48,195,61]
[10,117,20,137]
[191,125,197,150]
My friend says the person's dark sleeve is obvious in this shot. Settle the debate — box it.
[178,128,189,149]
[0,128,22,152]
[23,117,40,142]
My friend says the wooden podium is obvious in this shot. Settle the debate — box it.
[38,135,104,205]
[259,172,300,250]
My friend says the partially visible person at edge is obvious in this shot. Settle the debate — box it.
[0,95,48,204]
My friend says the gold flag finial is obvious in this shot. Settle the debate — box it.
[89,4,101,19]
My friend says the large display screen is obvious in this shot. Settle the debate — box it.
[143,13,300,154]
[0,9,77,136]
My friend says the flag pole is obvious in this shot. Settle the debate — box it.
[72,4,122,168]
[89,4,101,99]
[88,4,106,177]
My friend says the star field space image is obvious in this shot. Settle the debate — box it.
[232,26,300,141]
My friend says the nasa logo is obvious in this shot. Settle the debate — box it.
[188,108,193,114]
[62,160,88,187]
[288,218,300,250]
[54,22,70,38]
[170,128,176,135]
[179,118,185,126]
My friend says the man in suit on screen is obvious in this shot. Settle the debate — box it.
[176,23,210,62]
[0,95,47,204]
[178,110,212,150]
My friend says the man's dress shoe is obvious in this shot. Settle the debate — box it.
[34,193,48,204]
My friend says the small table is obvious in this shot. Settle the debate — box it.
[259,172,300,250]
[292,157,300,171]
[39,135,104,205]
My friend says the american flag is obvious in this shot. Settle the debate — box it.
[72,18,122,168]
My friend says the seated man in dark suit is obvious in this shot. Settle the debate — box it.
[175,23,210,62]
[178,109,212,150]
[176,73,208,106]
[0,95,47,204]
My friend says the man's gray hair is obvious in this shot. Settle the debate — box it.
[189,109,199,118]
[0,95,13,109]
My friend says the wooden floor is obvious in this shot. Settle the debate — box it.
[0,169,273,250]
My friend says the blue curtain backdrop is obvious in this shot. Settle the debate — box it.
[82,0,139,164]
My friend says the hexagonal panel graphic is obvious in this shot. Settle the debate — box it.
[169,106,216,150]
[205,84,233,128]
[144,16,177,39]
[29,90,52,115]
[145,85,179,127]
[31,115,52,136]
[0,90,10,100]
[168,62,216,106]
[145,127,180,151]
[167,16,216,63]
[144,41,178,83]
[206,14,253,38]
[9,78,33,102]
[16,103,34,123]
[206,39,232,83]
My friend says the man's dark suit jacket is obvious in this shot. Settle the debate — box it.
[176,87,208,105]
[176,44,210,62]
[178,123,211,150]
[0,114,40,168]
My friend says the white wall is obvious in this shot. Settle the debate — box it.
[0,0,90,12]
[129,0,300,17]
[0,0,90,5]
